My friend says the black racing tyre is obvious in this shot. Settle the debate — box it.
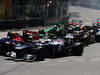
[1,43,13,56]
[95,35,100,42]
[36,52,45,61]
[75,45,84,56]
[32,48,45,61]
[50,45,64,58]
[90,35,95,43]
[0,46,3,55]
[71,44,84,56]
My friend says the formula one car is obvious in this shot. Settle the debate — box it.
[68,26,95,46]
[39,25,66,38]
[0,32,44,61]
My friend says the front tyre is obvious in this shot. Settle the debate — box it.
[71,43,84,56]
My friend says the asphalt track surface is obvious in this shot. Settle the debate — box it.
[0,6,100,75]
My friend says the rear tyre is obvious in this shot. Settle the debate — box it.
[75,44,84,56]
[71,43,84,56]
